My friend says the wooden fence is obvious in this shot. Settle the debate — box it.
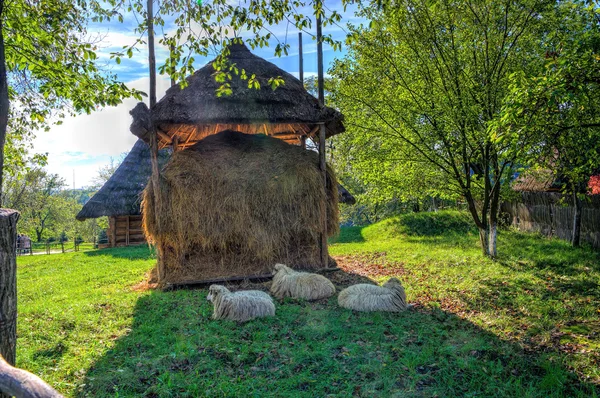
[501,192,600,249]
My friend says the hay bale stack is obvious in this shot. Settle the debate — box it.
[142,130,339,283]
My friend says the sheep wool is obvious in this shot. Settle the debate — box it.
[207,285,276,322]
[338,278,408,312]
[270,263,336,301]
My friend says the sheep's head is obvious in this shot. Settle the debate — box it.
[207,285,229,302]
[384,278,403,289]
[273,263,292,275]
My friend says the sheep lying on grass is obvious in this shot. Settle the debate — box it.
[270,263,336,301]
[338,278,408,312]
[207,285,275,322]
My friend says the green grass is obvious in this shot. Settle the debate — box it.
[15,211,600,397]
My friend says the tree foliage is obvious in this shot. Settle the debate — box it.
[495,0,600,246]
[0,0,144,204]
[331,0,551,256]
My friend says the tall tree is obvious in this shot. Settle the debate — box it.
[496,0,600,247]
[0,0,142,205]
[331,0,550,257]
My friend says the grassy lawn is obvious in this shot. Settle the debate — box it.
[15,211,600,397]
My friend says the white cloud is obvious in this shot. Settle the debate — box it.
[33,76,171,188]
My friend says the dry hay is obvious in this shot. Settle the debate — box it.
[338,278,408,312]
[142,130,339,283]
[270,263,336,301]
[207,285,275,322]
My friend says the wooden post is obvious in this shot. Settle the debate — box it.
[301,135,306,149]
[110,217,116,248]
[318,125,328,268]
[298,32,304,84]
[316,13,325,105]
[61,241,64,253]
[126,215,130,246]
[316,10,328,268]
[0,209,19,368]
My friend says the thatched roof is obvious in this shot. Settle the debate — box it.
[130,42,344,144]
[76,140,169,220]
[512,168,564,192]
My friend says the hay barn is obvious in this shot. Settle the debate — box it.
[130,41,349,285]
[76,140,169,248]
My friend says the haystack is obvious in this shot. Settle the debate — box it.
[142,130,339,284]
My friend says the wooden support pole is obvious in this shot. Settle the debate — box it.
[0,209,19,369]
[0,354,63,398]
[301,135,306,149]
[316,12,325,106]
[319,125,328,268]
[298,32,304,84]
[316,10,328,268]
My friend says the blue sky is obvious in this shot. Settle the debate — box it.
[33,0,364,188]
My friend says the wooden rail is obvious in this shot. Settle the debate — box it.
[0,355,63,398]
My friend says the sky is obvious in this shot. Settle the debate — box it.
[31,1,364,189]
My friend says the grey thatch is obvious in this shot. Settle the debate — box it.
[511,168,563,192]
[76,140,169,220]
[130,42,344,144]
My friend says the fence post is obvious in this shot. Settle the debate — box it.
[61,241,64,254]
[0,209,20,370]
[46,240,50,255]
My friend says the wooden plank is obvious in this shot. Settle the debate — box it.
[319,124,328,268]
[165,267,340,289]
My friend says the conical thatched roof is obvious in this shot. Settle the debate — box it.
[76,140,170,220]
[130,42,344,143]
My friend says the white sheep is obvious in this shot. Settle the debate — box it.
[270,263,336,301]
[338,278,408,312]
[207,285,276,322]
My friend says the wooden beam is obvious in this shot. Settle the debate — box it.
[308,125,319,137]
[301,135,306,149]
[319,124,328,268]
[263,124,269,135]
[164,267,341,289]
[272,133,302,140]
[0,355,63,398]
[157,130,172,144]
[172,135,179,152]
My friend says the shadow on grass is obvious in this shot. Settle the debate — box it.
[329,226,365,244]
[77,269,597,398]
[83,245,156,261]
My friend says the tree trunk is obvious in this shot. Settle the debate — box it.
[0,0,9,206]
[478,227,489,257]
[0,209,19,369]
[572,191,582,247]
